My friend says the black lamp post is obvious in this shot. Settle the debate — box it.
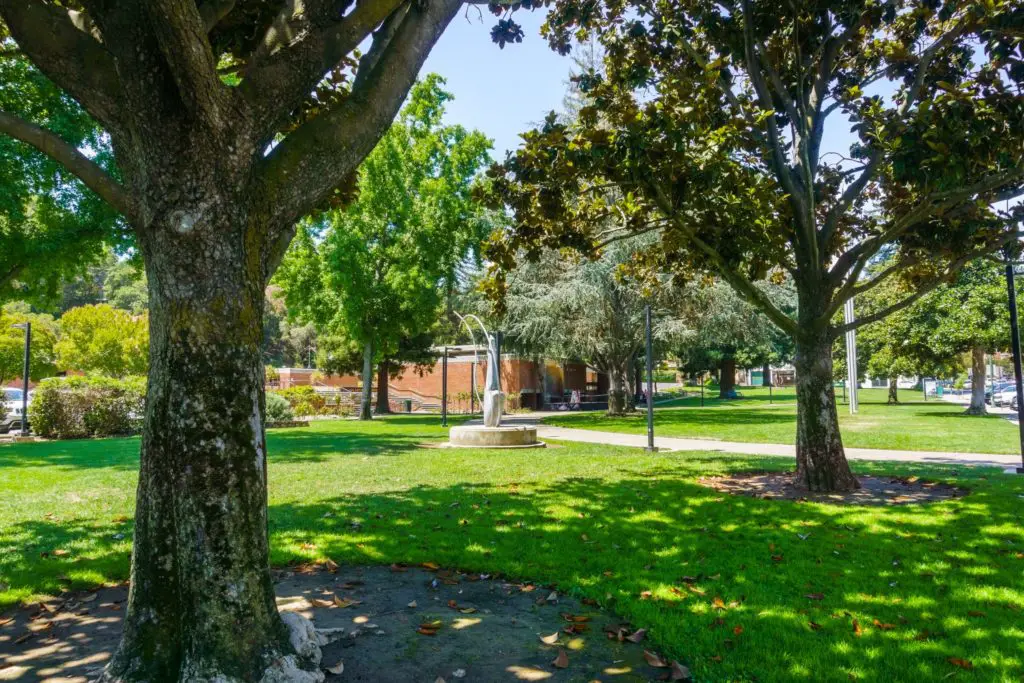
[441,346,448,427]
[11,322,30,437]
[1003,259,1024,474]
[644,304,656,452]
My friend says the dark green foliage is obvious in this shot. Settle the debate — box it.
[264,392,295,422]
[29,375,145,439]
[270,386,327,418]
[0,55,124,305]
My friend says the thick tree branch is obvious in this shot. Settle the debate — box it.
[818,150,882,250]
[257,0,463,260]
[647,181,798,336]
[829,167,1024,282]
[0,0,123,130]
[147,0,229,127]
[241,0,406,141]
[0,110,136,223]
[832,233,1021,336]
[198,0,235,32]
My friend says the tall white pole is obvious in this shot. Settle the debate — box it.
[844,298,858,414]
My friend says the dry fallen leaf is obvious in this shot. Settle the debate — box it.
[667,660,690,681]
[644,650,670,668]
[805,593,824,601]
[407,601,417,609]
[967,610,985,618]
[540,632,560,645]
[81,594,97,603]
[947,657,973,670]
[561,613,591,623]
[312,598,334,608]
[712,597,726,610]
[627,628,647,643]
[422,562,440,570]
[872,619,895,631]
[732,626,743,636]
[333,596,361,608]
[852,619,863,637]
[809,621,822,631]
[552,649,569,669]
[14,632,33,645]
[325,660,344,675]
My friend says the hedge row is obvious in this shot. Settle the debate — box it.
[29,376,146,439]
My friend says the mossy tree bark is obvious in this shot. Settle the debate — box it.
[762,362,772,387]
[0,0,466,678]
[887,376,899,404]
[104,212,300,681]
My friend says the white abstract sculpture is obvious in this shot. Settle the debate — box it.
[454,312,505,428]
[482,334,505,428]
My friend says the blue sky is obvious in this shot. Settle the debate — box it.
[419,11,574,160]
[418,11,868,163]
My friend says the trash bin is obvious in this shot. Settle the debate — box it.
[936,384,943,397]
[404,399,413,413]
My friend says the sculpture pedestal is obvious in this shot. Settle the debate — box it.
[446,425,544,449]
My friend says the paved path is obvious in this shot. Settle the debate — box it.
[532,424,1023,471]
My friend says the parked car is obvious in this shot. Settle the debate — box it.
[0,387,30,433]
[994,387,1017,407]
[986,382,1014,404]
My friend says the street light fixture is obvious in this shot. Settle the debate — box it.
[10,322,30,437]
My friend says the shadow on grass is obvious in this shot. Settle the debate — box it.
[3,430,1023,681]
[265,464,1024,681]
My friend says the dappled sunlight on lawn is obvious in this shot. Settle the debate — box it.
[1,416,1023,681]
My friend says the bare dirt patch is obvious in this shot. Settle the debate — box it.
[0,565,687,682]
[699,472,968,506]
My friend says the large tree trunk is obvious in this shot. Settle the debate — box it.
[359,341,373,420]
[793,331,860,492]
[719,356,737,398]
[762,362,772,387]
[103,222,320,682]
[966,344,987,415]
[887,376,899,404]
[375,360,391,414]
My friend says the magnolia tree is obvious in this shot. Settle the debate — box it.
[0,1,505,679]
[485,0,1024,492]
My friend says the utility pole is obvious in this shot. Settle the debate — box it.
[843,298,859,414]
[644,304,656,452]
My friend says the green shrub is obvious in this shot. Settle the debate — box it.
[272,386,326,417]
[29,376,146,439]
[265,392,295,422]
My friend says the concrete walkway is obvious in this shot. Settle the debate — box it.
[532,423,1024,471]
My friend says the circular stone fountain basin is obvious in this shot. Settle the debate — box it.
[447,425,544,448]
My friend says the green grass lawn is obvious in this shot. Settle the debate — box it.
[3,417,1024,681]
[547,386,1022,454]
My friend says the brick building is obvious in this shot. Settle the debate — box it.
[273,345,607,411]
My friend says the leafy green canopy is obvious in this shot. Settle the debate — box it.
[0,303,57,385]
[484,0,1024,341]
[275,75,494,370]
[54,303,148,378]
[0,50,125,305]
